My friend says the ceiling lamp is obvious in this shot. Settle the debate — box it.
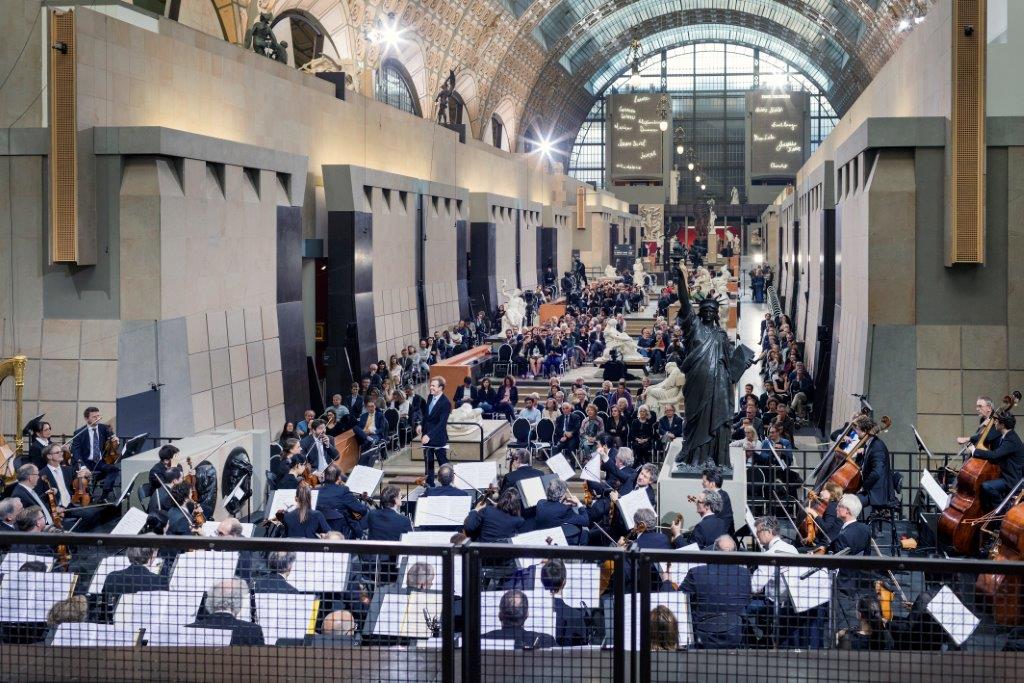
[694,175,701,183]
[687,162,694,171]
[367,12,405,51]
[700,184,707,191]
[676,144,684,155]
[627,38,643,88]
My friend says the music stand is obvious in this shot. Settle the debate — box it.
[21,413,45,437]
[120,434,150,460]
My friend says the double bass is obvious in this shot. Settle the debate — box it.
[975,491,1024,625]
[939,392,1021,555]
[827,416,892,493]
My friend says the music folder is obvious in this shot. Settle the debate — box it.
[414,496,471,528]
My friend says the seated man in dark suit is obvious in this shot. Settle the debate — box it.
[148,466,183,515]
[481,589,556,649]
[353,403,389,464]
[976,410,1024,511]
[187,578,265,645]
[540,559,593,645]
[101,546,168,599]
[499,450,543,495]
[146,445,178,498]
[421,464,471,499]
[366,485,412,541]
[657,405,685,444]
[36,443,104,531]
[533,479,589,544]
[0,497,21,533]
[253,551,300,593]
[680,535,752,648]
[453,377,479,409]
[551,403,582,457]
[316,465,368,539]
[671,490,729,550]
[279,610,361,647]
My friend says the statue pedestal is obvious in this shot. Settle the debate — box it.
[658,443,746,533]
[441,122,466,144]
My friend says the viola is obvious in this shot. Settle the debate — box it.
[976,496,1024,625]
[71,471,91,507]
[184,457,200,504]
[191,500,207,528]
[46,489,71,568]
[800,491,828,546]
[102,435,122,465]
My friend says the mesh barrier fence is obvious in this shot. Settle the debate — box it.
[2,533,1024,681]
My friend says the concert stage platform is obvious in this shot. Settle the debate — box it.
[408,419,512,462]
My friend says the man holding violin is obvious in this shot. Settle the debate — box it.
[300,419,338,473]
[37,443,103,531]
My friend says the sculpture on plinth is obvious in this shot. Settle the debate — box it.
[604,264,618,279]
[672,265,753,470]
[447,403,484,437]
[643,361,685,417]
[730,187,740,205]
[244,11,288,64]
[599,320,644,362]
[499,279,526,333]
[632,258,646,288]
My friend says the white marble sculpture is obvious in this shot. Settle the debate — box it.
[599,320,644,361]
[644,362,686,417]
[730,186,740,205]
[604,264,618,279]
[499,279,526,333]
[632,258,646,287]
[447,403,484,437]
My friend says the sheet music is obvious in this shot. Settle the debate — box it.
[114,590,204,627]
[511,526,570,569]
[581,455,602,483]
[401,531,455,544]
[546,453,576,482]
[255,593,319,645]
[146,626,233,646]
[414,496,472,528]
[199,521,255,537]
[114,472,140,506]
[0,552,54,575]
[481,589,556,637]
[168,550,239,592]
[927,585,980,646]
[783,566,830,613]
[517,476,547,508]
[373,592,444,638]
[664,543,703,586]
[617,487,656,529]
[0,572,75,622]
[86,556,163,594]
[267,488,319,515]
[453,462,498,490]
[110,507,149,535]
[620,592,693,649]
[51,623,140,647]
[288,551,351,593]
[399,555,464,597]
[919,470,950,511]
[345,465,384,496]
[532,562,600,607]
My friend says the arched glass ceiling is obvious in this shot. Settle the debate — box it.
[586,23,833,94]
[546,0,853,74]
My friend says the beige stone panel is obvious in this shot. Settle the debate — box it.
[246,341,266,377]
[192,390,214,433]
[249,375,268,413]
[252,408,270,434]
[35,402,75,437]
[962,414,983,442]
[244,307,263,344]
[263,339,281,374]
[186,313,209,354]
[234,415,254,431]
[228,345,248,383]
[210,347,231,388]
[10,319,42,360]
[78,360,117,403]
[212,384,234,426]
[269,403,286,435]
[916,325,960,369]
[226,309,246,347]
[916,414,963,452]
[1010,371,1024,394]
[261,304,279,339]
[961,326,1008,370]
[80,320,120,360]
[916,370,961,415]
[207,311,228,350]
[266,371,284,408]
[39,360,80,404]
[961,370,1010,414]
[41,320,82,360]
[188,352,212,393]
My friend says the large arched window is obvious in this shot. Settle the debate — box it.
[375,59,422,117]
[568,43,837,200]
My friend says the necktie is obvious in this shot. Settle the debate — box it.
[429,397,437,414]
[90,426,100,460]
[316,439,326,469]
[50,467,71,507]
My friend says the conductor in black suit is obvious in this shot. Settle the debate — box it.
[102,546,168,599]
[418,378,452,487]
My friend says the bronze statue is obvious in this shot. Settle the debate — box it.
[244,11,288,64]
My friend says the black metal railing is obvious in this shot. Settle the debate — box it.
[1,533,1023,681]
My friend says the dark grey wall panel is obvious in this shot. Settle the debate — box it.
[276,205,302,304]
[469,222,496,316]
[326,210,376,390]
[277,300,310,420]
[456,219,470,320]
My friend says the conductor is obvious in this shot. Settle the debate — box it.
[419,377,452,487]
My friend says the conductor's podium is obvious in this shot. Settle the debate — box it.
[410,419,512,462]
[430,345,492,401]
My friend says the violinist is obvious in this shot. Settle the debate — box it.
[37,444,102,531]
[957,395,1000,450]
[316,465,370,539]
[803,481,844,547]
[679,535,752,649]
[69,407,117,501]
[851,415,898,513]
[166,482,197,535]
[464,488,525,542]
[670,489,728,550]
[421,464,471,499]
[277,450,306,490]
[148,445,178,494]
[971,410,1024,511]
[367,485,412,541]
[622,508,672,590]
[829,494,872,630]
[597,434,635,490]
[10,465,55,526]
[533,479,589,544]
[148,466,183,514]
[282,482,331,539]
[300,419,338,473]
[701,467,734,527]
[500,449,543,495]
[749,516,798,600]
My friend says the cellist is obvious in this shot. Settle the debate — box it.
[851,415,898,515]
[957,396,1001,451]
[971,410,1024,511]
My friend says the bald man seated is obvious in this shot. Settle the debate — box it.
[277,610,361,647]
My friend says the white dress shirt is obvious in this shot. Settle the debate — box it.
[47,465,71,507]
[751,535,799,598]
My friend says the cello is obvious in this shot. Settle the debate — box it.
[975,489,1024,625]
[939,393,1021,555]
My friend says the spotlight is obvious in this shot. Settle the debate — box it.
[694,175,701,183]
[534,135,555,160]
[687,162,694,171]
[700,184,706,191]
[628,67,642,88]
[676,145,684,155]
[753,253,764,264]
[368,12,405,51]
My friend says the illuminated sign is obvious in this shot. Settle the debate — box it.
[747,90,808,180]
[608,94,665,181]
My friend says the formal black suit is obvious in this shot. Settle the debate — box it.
[367,508,412,541]
[532,500,589,543]
[187,612,265,645]
[316,483,368,538]
[69,422,112,470]
[552,597,592,646]
[343,394,364,417]
[420,393,452,486]
[453,385,479,408]
[681,563,752,648]
[10,483,53,525]
[657,415,684,441]
[675,513,729,550]
[253,573,299,594]
[716,489,734,529]
[463,506,524,542]
[102,564,168,598]
[299,434,339,473]
[283,508,331,538]
[829,520,871,590]
[481,625,556,649]
[500,466,544,495]
[857,436,897,509]
[167,506,194,536]
[552,412,582,455]
[26,438,51,470]
[36,464,102,531]
[421,484,470,498]
[975,430,1024,509]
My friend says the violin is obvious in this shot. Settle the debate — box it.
[827,416,892,493]
[102,434,122,465]
[191,500,207,528]
[45,489,71,569]
[940,392,1022,554]
[71,470,91,507]
[870,539,912,620]
[301,464,322,488]
[800,490,828,546]
[184,457,199,504]
[976,491,1024,625]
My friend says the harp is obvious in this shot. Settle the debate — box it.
[0,355,27,484]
